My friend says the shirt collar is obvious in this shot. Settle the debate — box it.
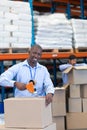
[22,60,41,68]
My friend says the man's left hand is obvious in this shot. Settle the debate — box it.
[45,93,53,106]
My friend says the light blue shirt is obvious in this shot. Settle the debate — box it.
[59,63,87,85]
[0,60,54,97]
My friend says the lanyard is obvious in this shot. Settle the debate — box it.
[29,66,37,80]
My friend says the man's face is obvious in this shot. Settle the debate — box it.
[69,59,76,65]
[29,46,42,65]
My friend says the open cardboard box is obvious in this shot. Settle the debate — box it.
[63,66,87,84]
[52,84,69,116]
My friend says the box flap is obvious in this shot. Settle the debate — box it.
[55,83,69,90]
[63,83,69,89]
[74,66,87,70]
[63,65,87,74]
[63,66,73,73]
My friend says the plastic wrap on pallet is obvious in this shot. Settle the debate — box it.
[71,18,87,49]
[0,0,33,51]
[34,13,73,50]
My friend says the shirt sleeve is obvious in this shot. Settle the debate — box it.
[0,64,20,87]
[59,64,72,71]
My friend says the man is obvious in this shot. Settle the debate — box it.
[59,54,86,85]
[0,44,54,105]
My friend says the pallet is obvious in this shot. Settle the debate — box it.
[53,48,73,53]
[0,48,30,53]
[0,48,73,54]
[43,48,73,53]
[75,47,87,53]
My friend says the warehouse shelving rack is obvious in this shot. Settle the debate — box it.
[32,0,87,19]
[23,0,87,19]
[51,0,71,19]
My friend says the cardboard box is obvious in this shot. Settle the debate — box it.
[82,98,87,112]
[52,102,66,117]
[53,116,65,130]
[0,123,56,130]
[68,98,82,112]
[81,84,87,98]
[64,66,87,84]
[4,97,52,129]
[69,84,81,98]
[52,85,67,116]
[66,112,87,129]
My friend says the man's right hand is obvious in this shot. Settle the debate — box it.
[14,82,26,90]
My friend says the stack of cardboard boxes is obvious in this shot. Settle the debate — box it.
[0,97,56,130]
[64,66,87,130]
[51,85,68,130]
